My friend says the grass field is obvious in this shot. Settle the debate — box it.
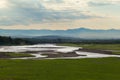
[0,58,120,80]
[59,43,120,54]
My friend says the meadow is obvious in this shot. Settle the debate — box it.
[59,43,120,54]
[0,58,120,80]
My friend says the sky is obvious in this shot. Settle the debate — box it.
[0,0,120,30]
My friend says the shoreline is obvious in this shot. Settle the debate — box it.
[0,44,120,59]
[78,48,120,55]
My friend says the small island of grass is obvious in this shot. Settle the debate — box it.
[0,52,35,58]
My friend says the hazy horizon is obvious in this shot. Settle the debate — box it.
[0,27,120,30]
[0,0,120,30]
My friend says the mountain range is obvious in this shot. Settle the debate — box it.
[0,28,120,39]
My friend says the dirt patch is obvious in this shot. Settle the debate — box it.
[42,51,86,58]
[0,52,11,58]
[77,48,114,55]
[23,50,55,53]
[0,52,34,58]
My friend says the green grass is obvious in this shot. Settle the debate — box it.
[8,53,34,58]
[0,58,120,80]
[59,43,120,54]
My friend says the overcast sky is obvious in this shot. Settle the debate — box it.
[0,0,120,30]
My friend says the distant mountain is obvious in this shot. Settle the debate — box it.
[28,35,82,43]
[0,28,120,39]
[33,35,80,39]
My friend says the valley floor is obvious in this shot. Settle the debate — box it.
[0,44,120,80]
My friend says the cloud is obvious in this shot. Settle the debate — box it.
[0,0,9,9]
[41,0,90,11]
[0,0,102,26]
[0,0,119,29]
[88,0,120,6]
[89,2,113,6]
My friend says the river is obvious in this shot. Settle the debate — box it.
[0,44,120,59]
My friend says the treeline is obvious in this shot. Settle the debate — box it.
[1,36,120,45]
[28,38,120,44]
[28,38,81,44]
[0,36,30,45]
[75,39,120,44]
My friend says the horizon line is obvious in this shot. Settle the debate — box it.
[0,27,120,31]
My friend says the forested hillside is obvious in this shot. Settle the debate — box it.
[0,36,30,45]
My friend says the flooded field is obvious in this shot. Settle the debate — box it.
[0,44,120,59]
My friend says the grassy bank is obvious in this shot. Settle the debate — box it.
[0,52,34,58]
[0,58,119,80]
[59,43,120,54]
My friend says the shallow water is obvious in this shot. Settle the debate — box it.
[0,44,120,59]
